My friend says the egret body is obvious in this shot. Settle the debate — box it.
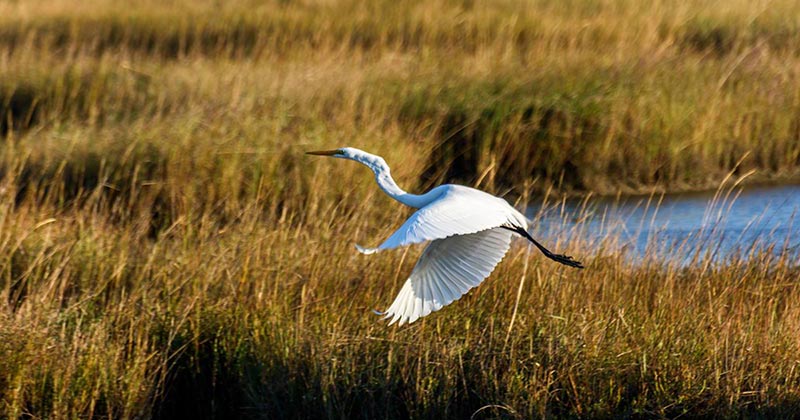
[307,147,582,325]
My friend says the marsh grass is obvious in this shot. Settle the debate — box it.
[2,174,799,418]
[1,0,800,418]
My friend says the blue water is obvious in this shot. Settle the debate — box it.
[528,184,800,264]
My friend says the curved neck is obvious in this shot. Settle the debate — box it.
[347,154,431,208]
[374,170,430,208]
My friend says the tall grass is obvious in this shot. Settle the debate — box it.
[0,0,799,418]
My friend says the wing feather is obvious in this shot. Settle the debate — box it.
[383,227,513,326]
[357,186,525,254]
[434,263,461,297]
[430,261,454,311]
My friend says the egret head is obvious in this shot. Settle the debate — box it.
[306,147,387,170]
[305,147,364,159]
[305,148,345,158]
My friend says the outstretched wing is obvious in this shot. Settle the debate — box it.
[357,186,523,254]
[380,227,513,326]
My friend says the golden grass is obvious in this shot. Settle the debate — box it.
[0,0,799,418]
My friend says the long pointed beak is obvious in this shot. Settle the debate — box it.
[306,149,339,156]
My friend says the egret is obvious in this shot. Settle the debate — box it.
[307,147,583,325]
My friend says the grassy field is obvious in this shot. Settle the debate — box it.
[1,0,799,418]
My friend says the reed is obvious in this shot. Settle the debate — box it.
[1,0,799,418]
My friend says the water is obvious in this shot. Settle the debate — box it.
[529,184,800,264]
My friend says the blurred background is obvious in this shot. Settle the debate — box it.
[1,1,799,418]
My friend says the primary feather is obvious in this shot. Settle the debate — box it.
[381,227,513,325]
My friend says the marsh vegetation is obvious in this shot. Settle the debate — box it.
[1,0,799,418]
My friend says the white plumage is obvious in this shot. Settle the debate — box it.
[307,147,582,326]
[356,185,525,253]
[380,227,513,325]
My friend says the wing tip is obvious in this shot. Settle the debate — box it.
[375,309,416,326]
[355,243,379,255]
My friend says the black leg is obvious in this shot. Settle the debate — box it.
[501,226,584,269]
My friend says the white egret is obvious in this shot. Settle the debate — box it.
[307,147,583,325]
